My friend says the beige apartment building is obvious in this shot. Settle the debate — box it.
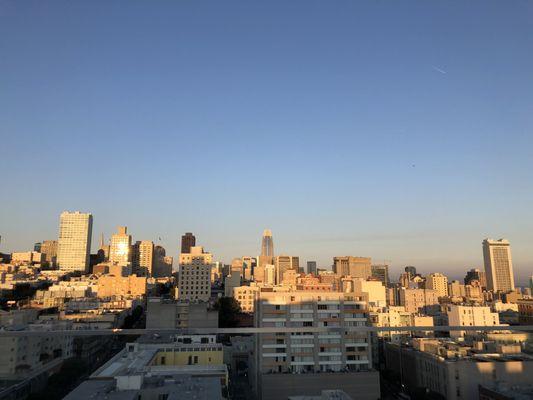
[11,251,44,265]
[264,264,276,285]
[254,290,372,373]
[398,288,439,314]
[465,281,483,301]
[385,338,533,400]
[230,258,244,274]
[483,238,515,292]
[178,246,212,302]
[448,280,466,298]
[97,274,146,298]
[333,256,372,279]
[109,226,132,265]
[342,277,386,308]
[253,289,379,399]
[447,304,501,338]
[425,273,448,297]
[370,307,434,336]
[132,240,154,276]
[57,211,93,273]
[40,240,58,267]
[233,285,260,313]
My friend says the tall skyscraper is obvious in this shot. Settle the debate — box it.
[307,261,317,275]
[371,264,389,286]
[261,229,274,257]
[242,256,256,280]
[132,240,154,276]
[97,233,110,262]
[274,255,299,284]
[259,229,274,267]
[464,268,487,288]
[483,238,515,292]
[57,211,93,273]
[109,226,132,265]
[333,256,372,279]
[181,232,196,254]
[40,240,58,267]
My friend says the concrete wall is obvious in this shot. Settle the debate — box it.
[188,303,218,328]
[146,299,176,329]
[260,371,380,400]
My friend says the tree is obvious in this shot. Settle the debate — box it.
[214,297,242,328]
[122,305,144,329]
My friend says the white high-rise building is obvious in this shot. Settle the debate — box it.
[132,240,154,276]
[483,238,515,292]
[57,211,93,273]
[425,273,449,298]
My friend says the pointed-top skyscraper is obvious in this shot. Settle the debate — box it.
[259,229,274,268]
[261,229,274,257]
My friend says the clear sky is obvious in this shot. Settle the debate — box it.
[1,1,532,283]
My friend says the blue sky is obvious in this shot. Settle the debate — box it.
[1,1,532,283]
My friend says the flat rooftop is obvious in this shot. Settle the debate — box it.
[64,375,222,400]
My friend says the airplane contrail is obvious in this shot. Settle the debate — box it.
[432,65,447,74]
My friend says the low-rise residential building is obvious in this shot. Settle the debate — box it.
[97,274,146,298]
[233,285,260,313]
[0,314,73,380]
[370,307,434,343]
[398,288,439,314]
[33,278,99,308]
[479,382,533,400]
[446,304,501,338]
[343,278,386,308]
[517,298,533,325]
[11,252,44,266]
[384,338,533,400]
[448,280,466,299]
[65,335,227,400]
[146,297,218,329]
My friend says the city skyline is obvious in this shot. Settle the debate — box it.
[0,211,530,285]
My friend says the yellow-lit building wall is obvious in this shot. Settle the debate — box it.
[151,348,223,366]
